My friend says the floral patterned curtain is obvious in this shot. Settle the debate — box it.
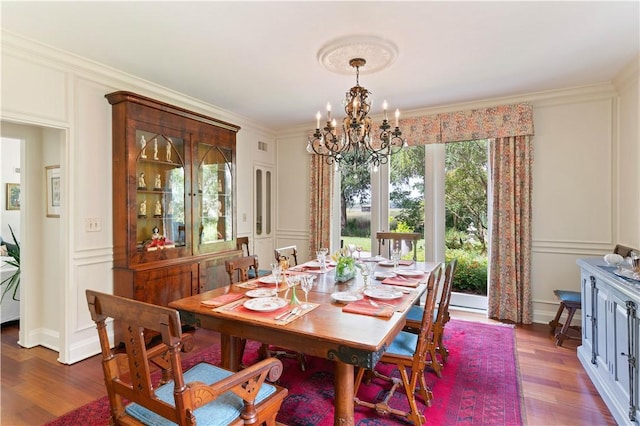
[487,135,533,323]
[309,155,333,256]
[399,103,533,144]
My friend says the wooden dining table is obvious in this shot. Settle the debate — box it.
[170,260,439,425]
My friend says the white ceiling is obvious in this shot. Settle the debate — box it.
[2,1,639,130]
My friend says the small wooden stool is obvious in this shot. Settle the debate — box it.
[549,290,582,346]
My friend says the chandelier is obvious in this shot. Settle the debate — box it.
[307,58,407,172]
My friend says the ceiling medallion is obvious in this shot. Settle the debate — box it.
[318,35,399,75]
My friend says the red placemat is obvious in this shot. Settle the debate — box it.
[200,292,245,307]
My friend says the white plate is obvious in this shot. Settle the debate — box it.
[395,269,425,277]
[361,256,386,262]
[331,291,363,303]
[614,268,640,282]
[243,297,287,312]
[374,271,397,280]
[305,260,336,268]
[364,288,403,300]
[258,275,278,284]
[245,289,277,298]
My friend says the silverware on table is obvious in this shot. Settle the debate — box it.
[275,309,292,320]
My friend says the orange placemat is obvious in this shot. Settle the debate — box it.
[200,292,245,307]
[213,301,320,325]
[289,265,336,274]
[342,299,395,318]
[381,276,420,288]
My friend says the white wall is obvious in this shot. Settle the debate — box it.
[1,137,21,242]
[614,58,640,250]
[274,129,312,263]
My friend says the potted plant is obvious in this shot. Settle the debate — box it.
[1,225,20,302]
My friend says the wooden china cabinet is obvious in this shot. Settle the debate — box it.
[106,91,241,343]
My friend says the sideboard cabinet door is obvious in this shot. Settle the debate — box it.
[577,258,640,425]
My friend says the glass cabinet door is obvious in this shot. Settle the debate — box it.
[195,142,233,253]
[135,130,186,254]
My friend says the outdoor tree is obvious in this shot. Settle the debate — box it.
[390,145,425,233]
[444,140,488,251]
[339,161,371,232]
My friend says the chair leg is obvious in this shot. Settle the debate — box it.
[426,340,442,378]
[260,343,306,371]
[435,328,449,364]
[398,366,426,426]
[555,306,577,347]
[549,303,565,335]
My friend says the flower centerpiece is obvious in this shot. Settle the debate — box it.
[332,247,356,282]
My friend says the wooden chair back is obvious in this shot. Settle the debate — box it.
[274,245,298,266]
[413,263,443,365]
[86,289,287,426]
[376,231,421,261]
[236,236,250,256]
[226,255,259,283]
[438,258,457,326]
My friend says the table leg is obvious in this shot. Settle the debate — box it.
[334,361,355,426]
[220,334,243,371]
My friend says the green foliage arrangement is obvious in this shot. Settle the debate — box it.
[446,248,487,295]
[1,225,20,302]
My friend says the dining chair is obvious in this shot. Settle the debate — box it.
[85,289,287,426]
[274,245,298,266]
[404,258,456,376]
[354,262,443,426]
[226,256,305,371]
[226,255,260,283]
[375,231,421,261]
[236,236,251,256]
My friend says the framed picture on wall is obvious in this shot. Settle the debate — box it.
[6,183,20,211]
[46,165,61,218]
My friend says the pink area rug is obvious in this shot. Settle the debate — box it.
[45,319,523,425]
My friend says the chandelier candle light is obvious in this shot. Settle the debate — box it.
[307,58,407,172]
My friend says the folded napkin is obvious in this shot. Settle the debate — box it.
[201,292,244,307]
[381,276,420,288]
[399,260,414,266]
[290,264,336,274]
[342,299,395,318]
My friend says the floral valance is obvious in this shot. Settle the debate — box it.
[400,102,534,145]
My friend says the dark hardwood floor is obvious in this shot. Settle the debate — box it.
[1,310,615,425]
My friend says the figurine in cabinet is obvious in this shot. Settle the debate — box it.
[138,172,146,189]
[138,200,147,218]
[140,135,147,159]
[154,173,162,190]
[153,139,159,160]
[154,200,162,217]
[166,139,172,162]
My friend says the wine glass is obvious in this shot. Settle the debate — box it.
[391,248,401,270]
[300,275,315,308]
[357,261,376,291]
[270,263,282,293]
[316,249,327,273]
[356,245,363,259]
